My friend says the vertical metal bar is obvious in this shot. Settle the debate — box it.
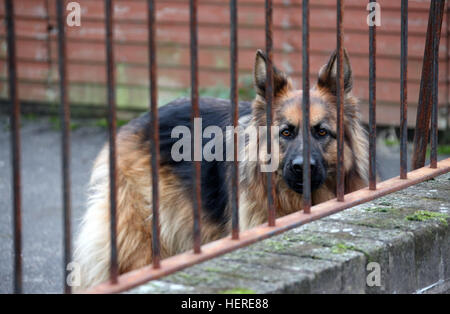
[336,0,345,201]
[265,0,276,226]
[190,0,202,254]
[56,0,72,294]
[5,0,22,294]
[446,1,450,134]
[368,0,377,190]
[400,0,408,179]
[412,0,444,170]
[431,2,440,169]
[230,0,239,239]
[302,0,311,214]
[44,0,54,93]
[147,0,161,268]
[105,0,118,283]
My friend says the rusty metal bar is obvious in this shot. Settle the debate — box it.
[44,0,53,91]
[230,0,239,240]
[368,0,377,190]
[431,1,440,169]
[56,0,72,294]
[400,0,408,179]
[190,0,202,254]
[446,1,450,134]
[412,0,444,170]
[5,0,22,294]
[265,0,276,226]
[336,0,345,201]
[302,0,311,214]
[105,0,119,283]
[147,0,161,268]
[86,158,450,294]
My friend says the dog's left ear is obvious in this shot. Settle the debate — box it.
[317,49,353,96]
[254,49,291,98]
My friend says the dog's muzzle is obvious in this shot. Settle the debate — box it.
[283,156,326,194]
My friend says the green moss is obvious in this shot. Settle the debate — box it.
[49,116,80,131]
[437,145,450,155]
[262,240,292,252]
[365,207,392,213]
[95,118,129,129]
[339,244,371,259]
[176,272,194,280]
[192,76,255,102]
[23,113,38,121]
[214,56,227,69]
[238,76,256,100]
[331,243,351,254]
[170,272,208,286]
[330,243,365,255]
[426,145,450,158]
[420,197,443,202]
[204,267,222,273]
[293,234,331,247]
[199,85,230,99]
[280,231,374,259]
[220,288,255,294]
[406,210,449,226]
[384,139,399,147]
[351,221,385,229]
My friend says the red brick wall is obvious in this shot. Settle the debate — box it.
[0,0,448,126]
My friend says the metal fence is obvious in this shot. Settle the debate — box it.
[4,0,450,294]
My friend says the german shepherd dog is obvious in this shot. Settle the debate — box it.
[74,49,368,291]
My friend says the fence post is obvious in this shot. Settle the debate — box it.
[412,0,444,170]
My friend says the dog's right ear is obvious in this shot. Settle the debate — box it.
[254,49,290,98]
[317,49,353,96]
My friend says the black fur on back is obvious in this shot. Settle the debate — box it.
[124,97,252,227]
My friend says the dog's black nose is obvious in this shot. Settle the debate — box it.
[292,156,316,175]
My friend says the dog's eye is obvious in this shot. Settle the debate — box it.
[317,128,328,137]
[281,129,292,138]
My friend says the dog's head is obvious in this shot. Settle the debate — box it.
[251,49,367,195]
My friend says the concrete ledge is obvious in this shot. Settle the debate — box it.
[128,173,450,294]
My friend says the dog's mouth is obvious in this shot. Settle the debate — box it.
[292,181,304,194]
[284,177,325,194]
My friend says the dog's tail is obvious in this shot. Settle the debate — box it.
[73,137,154,293]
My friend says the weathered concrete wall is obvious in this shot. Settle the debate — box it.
[129,172,450,294]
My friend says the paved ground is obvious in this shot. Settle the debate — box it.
[0,117,107,293]
[0,116,448,293]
